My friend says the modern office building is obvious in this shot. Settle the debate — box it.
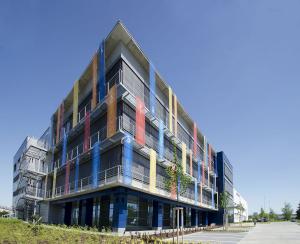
[13,21,221,232]
[12,132,50,220]
[233,188,248,222]
[214,151,234,224]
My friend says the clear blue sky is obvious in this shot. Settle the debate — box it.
[1,0,299,214]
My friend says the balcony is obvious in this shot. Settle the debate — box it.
[49,117,123,172]
[14,186,44,201]
[45,165,218,211]
[54,70,123,147]
[18,160,47,176]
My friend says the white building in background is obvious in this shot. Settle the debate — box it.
[233,188,248,222]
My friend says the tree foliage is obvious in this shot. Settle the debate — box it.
[0,210,9,217]
[219,192,230,210]
[219,192,232,229]
[164,140,192,201]
[269,208,277,221]
[281,202,293,220]
[296,202,300,220]
[259,207,269,220]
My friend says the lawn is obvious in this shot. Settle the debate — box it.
[0,218,216,243]
[0,218,127,244]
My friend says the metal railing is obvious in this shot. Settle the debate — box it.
[46,164,217,210]
[49,165,150,198]
[19,160,47,175]
[78,101,91,123]
[50,122,115,172]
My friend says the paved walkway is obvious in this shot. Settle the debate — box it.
[239,222,300,244]
[167,231,247,244]
[168,222,300,244]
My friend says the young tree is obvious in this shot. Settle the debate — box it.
[269,208,277,221]
[164,140,192,242]
[220,192,231,230]
[252,212,259,221]
[296,202,300,220]
[164,141,192,203]
[282,202,293,221]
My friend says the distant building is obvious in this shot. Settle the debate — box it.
[12,132,50,220]
[233,188,248,222]
[214,151,234,224]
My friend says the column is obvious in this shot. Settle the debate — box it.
[168,87,173,133]
[112,194,128,233]
[158,119,164,160]
[123,135,133,185]
[52,168,57,198]
[74,157,79,192]
[72,80,79,128]
[61,129,67,166]
[152,201,163,230]
[55,107,61,144]
[149,61,156,116]
[149,149,156,193]
[92,141,100,188]
[190,149,193,176]
[193,123,197,156]
[194,179,198,204]
[98,40,106,102]
[107,85,117,138]
[49,115,54,149]
[83,112,90,152]
[64,161,70,194]
[136,96,145,145]
[91,54,98,110]
[174,95,177,137]
[182,143,186,174]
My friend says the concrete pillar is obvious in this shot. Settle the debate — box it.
[112,194,127,233]
[152,201,163,230]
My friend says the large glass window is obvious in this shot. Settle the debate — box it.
[92,197,100,227]
[127,196,152,229]
[71,201,79,225]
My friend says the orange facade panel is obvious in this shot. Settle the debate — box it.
[107,85,117,138]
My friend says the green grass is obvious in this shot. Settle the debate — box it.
[0,218,125,244]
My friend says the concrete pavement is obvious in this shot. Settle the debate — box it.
[239,222,300,244]
[168,222,300,244]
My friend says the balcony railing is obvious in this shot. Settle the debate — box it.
[19,160,47,175]
[78,101,91,123]
[14,186,44,199]
[45,164,217,210]
[50,118,121,172]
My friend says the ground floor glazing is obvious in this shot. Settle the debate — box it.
[43,187,219,232]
